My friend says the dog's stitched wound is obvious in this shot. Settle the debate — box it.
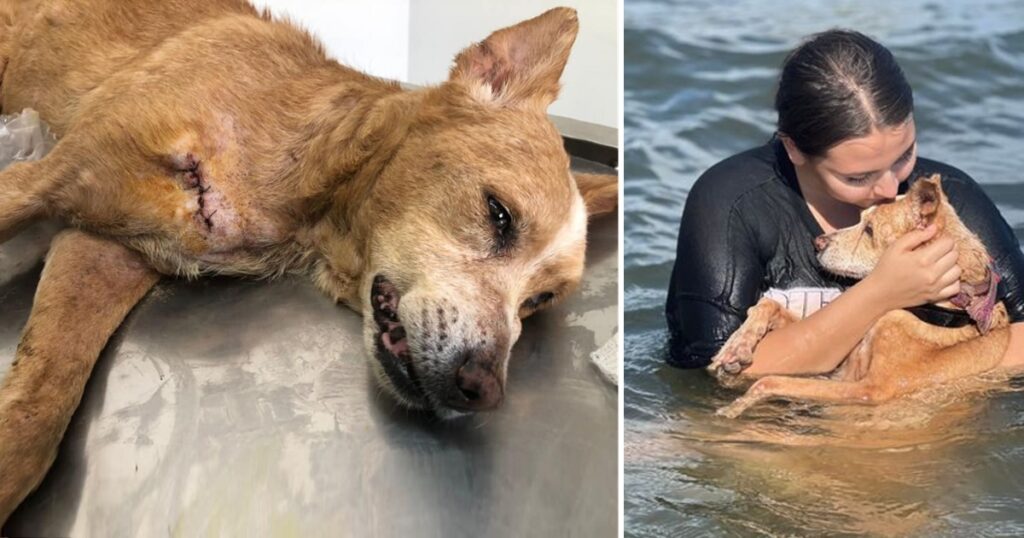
[171,153,222,233]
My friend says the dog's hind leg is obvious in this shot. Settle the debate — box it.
[716,376,891,419]
[0,229,158,526]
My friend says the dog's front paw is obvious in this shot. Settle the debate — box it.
[707,336,757,381]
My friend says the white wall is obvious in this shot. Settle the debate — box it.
[248,0,617,129]
[249,0,410,81]
[408,0,618,128]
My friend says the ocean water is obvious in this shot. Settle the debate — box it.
[624,1,1024,536]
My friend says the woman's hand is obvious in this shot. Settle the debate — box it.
[865,224,962,311]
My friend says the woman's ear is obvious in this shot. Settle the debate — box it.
[574,172,618,218]
[778,133,808,166]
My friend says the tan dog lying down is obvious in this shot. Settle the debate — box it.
[0,0,618,523]
[708,175,1010,418]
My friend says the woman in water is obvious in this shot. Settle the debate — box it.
[665,29,1024,376]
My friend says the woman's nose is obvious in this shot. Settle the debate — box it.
[874,171,899,199]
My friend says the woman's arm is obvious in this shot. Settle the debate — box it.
[745,225,960,376]
[744,278,891,375]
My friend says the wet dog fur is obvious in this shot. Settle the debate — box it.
[708,175,1011,418]
[0,0,618,523]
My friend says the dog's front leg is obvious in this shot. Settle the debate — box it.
[0,229,158,525]
[0,157,64,244]
[707,297,798,387]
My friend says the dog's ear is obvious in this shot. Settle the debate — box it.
[449,8,579,110]
[574,172,618,218]
[910,174,944,228]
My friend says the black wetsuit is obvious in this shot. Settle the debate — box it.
[665,138,1024,368]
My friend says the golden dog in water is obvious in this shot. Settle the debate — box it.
[0,0,617,522]
[709,176,1010,417]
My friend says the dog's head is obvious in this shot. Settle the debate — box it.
[313,8,617,417]
[815,174,999,328]
[815,174,948,279]
[815,174,984,277]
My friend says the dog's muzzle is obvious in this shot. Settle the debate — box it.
[370,275,504,414]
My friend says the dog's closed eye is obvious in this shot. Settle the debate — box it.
[863,223,873,238]
[522,291,555,311]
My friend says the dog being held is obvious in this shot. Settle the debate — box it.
[707,175,1011,418]
[0,0,618,523]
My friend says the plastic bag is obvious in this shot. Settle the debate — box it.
[0,109,60,286]
[0,108,57,169]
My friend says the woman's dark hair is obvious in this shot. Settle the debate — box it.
[775,29,914,157]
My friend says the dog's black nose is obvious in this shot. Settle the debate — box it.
[814,234,830,252]
[446,353,503,412]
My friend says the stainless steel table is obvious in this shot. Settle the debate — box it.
[1,158,618,537]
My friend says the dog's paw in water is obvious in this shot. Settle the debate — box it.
[714,376,775,418]
[715,400,750,419]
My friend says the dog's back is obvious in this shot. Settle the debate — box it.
[1,0,259,132]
